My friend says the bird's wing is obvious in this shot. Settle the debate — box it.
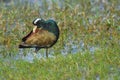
[19,30,34,48]
[19,29,56,48]
[24,29,56,47]
[22,30,33,42]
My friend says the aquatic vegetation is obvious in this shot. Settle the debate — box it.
[0,0,119,79]
[0,49,120,80]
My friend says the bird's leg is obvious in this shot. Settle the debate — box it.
[46,48,48,58]
[34,48,40,57]
[33,51,37,57]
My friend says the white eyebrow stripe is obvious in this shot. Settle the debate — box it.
[34,18,41,24]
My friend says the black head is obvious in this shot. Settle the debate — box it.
[32,18,45,27]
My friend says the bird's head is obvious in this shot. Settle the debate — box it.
[32,18,45,28]
[32,18,45,33]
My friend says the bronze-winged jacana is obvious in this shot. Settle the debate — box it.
[19,18,59,57]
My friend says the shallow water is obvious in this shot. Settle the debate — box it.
[0,0,119,62]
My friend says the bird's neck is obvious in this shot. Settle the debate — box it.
[33,26,39,33]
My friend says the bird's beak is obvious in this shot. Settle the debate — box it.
[33,26,37,33]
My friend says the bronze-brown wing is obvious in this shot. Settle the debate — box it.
[25,29,56,47]
[22,30,33,42]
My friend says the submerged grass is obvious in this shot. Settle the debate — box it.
[0,0,120,79]
[0,49,120,80]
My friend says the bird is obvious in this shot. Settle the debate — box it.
[19,18,60,57]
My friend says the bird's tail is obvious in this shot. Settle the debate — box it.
[19,45,33,48]
[19,42,47,48]
[19,42,35,48]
